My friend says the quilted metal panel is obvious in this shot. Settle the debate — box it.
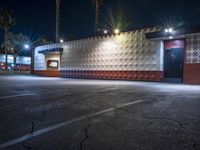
[61,27,163,71]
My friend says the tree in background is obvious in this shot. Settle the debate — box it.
[56,0,61,42]
[91,0,104,34]
[0,7,16,70]
[1,32,52,70]
[33,37,53,47]
[1,32,29,70]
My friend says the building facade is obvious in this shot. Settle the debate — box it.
[0,54,31,71]
[34,27,200,84]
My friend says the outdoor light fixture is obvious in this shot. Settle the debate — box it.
[114,29,120,34]
[104,30,108,34]
[24,44,30,49]
[165,28,174,33]
[168,28,173,33]
[60,39,64,43]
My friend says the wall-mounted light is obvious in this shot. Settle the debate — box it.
[114,29,120,34]
[168,28,173,33]
[165,29,169,33]
[104,30,108,34]
[165,28,174,33]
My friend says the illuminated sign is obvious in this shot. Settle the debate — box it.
[47,60,58,68]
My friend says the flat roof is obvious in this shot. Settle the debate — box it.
[146,26,200,40]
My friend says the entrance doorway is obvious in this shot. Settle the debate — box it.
[164,40,185,82]
[45,52,60,71]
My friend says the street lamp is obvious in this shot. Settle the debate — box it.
[23,44,34,74]
[60,39,64,43]
[24,44,30,49]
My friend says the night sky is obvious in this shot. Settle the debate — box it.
[0,0,200,42]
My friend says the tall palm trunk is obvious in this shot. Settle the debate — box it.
[4,27,8,70]
[95,1,100,34]
[56,0,61,42]
[14,55,17,71]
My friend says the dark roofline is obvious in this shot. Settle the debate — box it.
[38,48,63,54]
[146,26,200,40]
[58,26,159,44]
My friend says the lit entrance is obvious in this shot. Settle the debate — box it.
[45,52,60,71]
[164,39,184,82]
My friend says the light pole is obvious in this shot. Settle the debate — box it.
[23,44,33,74]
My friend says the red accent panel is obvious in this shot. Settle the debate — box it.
[60,70,164,81]
[164,39,185,49]
[183,64,200,84]
[16,65,31,71]
[34,70,59,77]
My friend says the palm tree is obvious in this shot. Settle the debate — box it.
[56,0,61,42]
[91,0,104,34]
[1,32,29,70]
[0,7,16,70]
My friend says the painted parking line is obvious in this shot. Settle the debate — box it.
[39,90,69,94]
[0,94,36,100]
[0,90,70,100]
[0,100,143,149]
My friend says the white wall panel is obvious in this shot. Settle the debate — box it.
[34,48,45,70]
[61,28,163,71]
[34,27,163,72]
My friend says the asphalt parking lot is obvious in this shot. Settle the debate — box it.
[0,74,200,150]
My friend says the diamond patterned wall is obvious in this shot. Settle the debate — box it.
[61,27,163,71]
[34,27,164,81]
[186,33,200,64]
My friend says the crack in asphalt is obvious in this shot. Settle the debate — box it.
[103,119,119,133]
[80,102,98,113]
[30,122,35,134]
[79,116,92,150]
[141,113,200,150]
[24,108,46,134]
[37,109,46,122]
[21,108,46,149]
[141,115,184,128]
[22,142,34,150]
[191,138,198,150]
